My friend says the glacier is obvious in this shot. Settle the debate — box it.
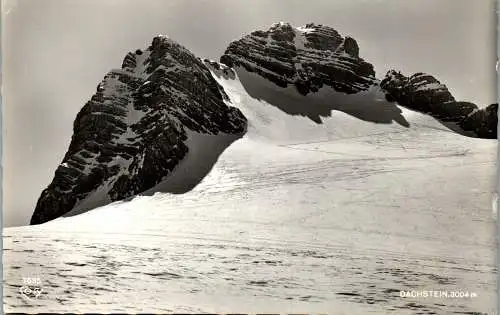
[4,65,497,314]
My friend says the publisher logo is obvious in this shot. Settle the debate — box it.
[19,277,43,301]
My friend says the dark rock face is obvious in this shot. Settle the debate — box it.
[220,22,376,96]
[459,103,498,139]
[380,70,497,138]
[31,24,497,225]
[30,35,247,225]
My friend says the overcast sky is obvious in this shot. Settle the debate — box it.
[2,0,497,227]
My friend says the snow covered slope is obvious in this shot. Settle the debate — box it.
[209,63,457,144]
[4,60,497,314]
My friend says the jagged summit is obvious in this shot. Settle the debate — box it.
[220,22,376,96]
[30,36,247,225]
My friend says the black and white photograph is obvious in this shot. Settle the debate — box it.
[2,0,498,313]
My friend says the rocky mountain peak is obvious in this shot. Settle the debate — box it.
[30,36,247,225]
[220,22,376,96]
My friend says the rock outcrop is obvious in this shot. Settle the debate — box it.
[459,103,498,139]
[31,23,497,225]
[220,22,376,95]
[30,35,247,225]
[380,70,497,138]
